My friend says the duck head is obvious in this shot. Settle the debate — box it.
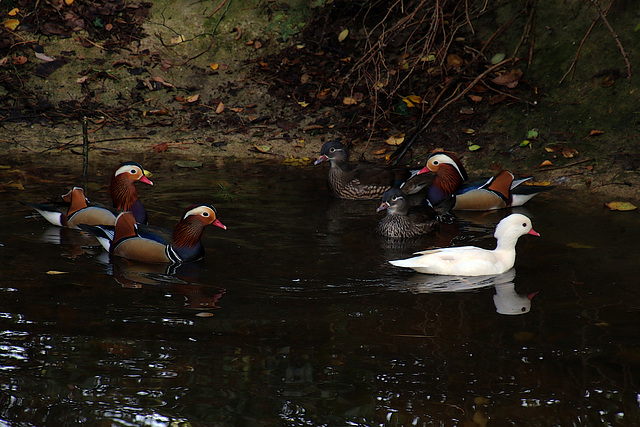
[314,140,349,166]
[172,204,226,249]
[376,188,408,215]
[109,161,153,219]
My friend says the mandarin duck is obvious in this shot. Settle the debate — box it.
[420,152,549,211]
[21,186,117,229]
[108,161,153,224]
[389,213,539,276]
[21,161,153,228]
[79,204,226,264]
[314,141,429,200]
[375,188,451,238]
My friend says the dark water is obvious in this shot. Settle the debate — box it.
[2,157,640,426]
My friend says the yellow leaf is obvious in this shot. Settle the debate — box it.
[538,160,553,167]
[170,35,185,45]
[386,133,405,146]
[8,8,19,16]
[462,128,475,134]
[342,96,357,105]
[526,180,551,186]
[209,63,219,71]
[4,19,19,31]
[254,144,272,153]
[297,100,309,107]
[402,94,422,107]
[65,0,74,4]
[562,147,578,158]
[338,29,349,42]
[605,201,637,211]
[46,270,68,275]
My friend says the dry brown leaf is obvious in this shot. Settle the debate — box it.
[216,102,225,114]
[316,88,331,99]
[538,160,553,167]
[386,134,405,146]
[76,76,88,84]
[229,107,243,113]
[12,56,27,65]
[254,40,263,49]
[562,147,578,158]
[468,94,482,103]
[446,54,463,68]
[186,94,200,103]
[589,130,604,136]
[371,147,388,155]
[35,52,55,62]
[153,142,169,153]
[492,69,523,88]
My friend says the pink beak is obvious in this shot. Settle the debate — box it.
[527,291,539,300]
[528,228,540,237]
[213,218,227,230]
[139,175,154,186]
[314,154,328,165]
[417,166,431,175]
[376,202,390,212]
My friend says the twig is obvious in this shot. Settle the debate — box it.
[591,0,630,79]
[536,158,592,171]
[560,0,616,83]
[207,0,229,18]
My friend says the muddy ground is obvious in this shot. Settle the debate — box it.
[1,0,639,206]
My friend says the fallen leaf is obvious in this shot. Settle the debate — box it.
[254,144,272,153]
[105,23,113,31]
[186,94,200,103]
[170,34,185,45]
[343,96,357,105]
[0,57,8,66]
[601,74,615,88]
[8,8,19,16]
[151,76,174,87]
[338,29,349,42]
[316,88,331,99]
[148,108,169,116]
[492,69,523,88]
[35,52,55,62]
[527,129,539,139]
[282,156,311,166]
[490,53,506,64]
[468,94,482,103]
[459,107,474,115]
[254,40,262,49]
[385,133,405,146]
[468,144,481,151]
[46,270,68,275]
[589,130,604,136]
[297,100,309,107]
[4,19,20,31]
[65,0,74,4]
[371,147,388,155]
[447,53,463,68]
[76,76,88,84]
[462,128,476,134]
[520,140,530,147]
[605,201,637,211]
[526,180,552,186]
[12,56,27,65]
[538,160,553,167]
[229,107,243,113]
[216,102,224,114]
[402,94,422,107]
[209,63,219,71]
[153,142,168,153]
[562,147,578,158]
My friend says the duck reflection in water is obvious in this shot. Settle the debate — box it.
[402,269,538,315]
[95,251,226,310]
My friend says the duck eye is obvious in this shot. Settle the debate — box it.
[522,223,527,227]
[202,211,210,217]
[432,160,439,165]
[329,147,336,153]
[130,169,137,174]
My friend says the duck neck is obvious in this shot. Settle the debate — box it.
[172,217,205,249]
[109,176,138,211]
[432,165,464,198]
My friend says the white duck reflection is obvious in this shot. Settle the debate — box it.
[402,269,537,315]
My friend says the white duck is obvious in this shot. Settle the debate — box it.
[389,213,539,276]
